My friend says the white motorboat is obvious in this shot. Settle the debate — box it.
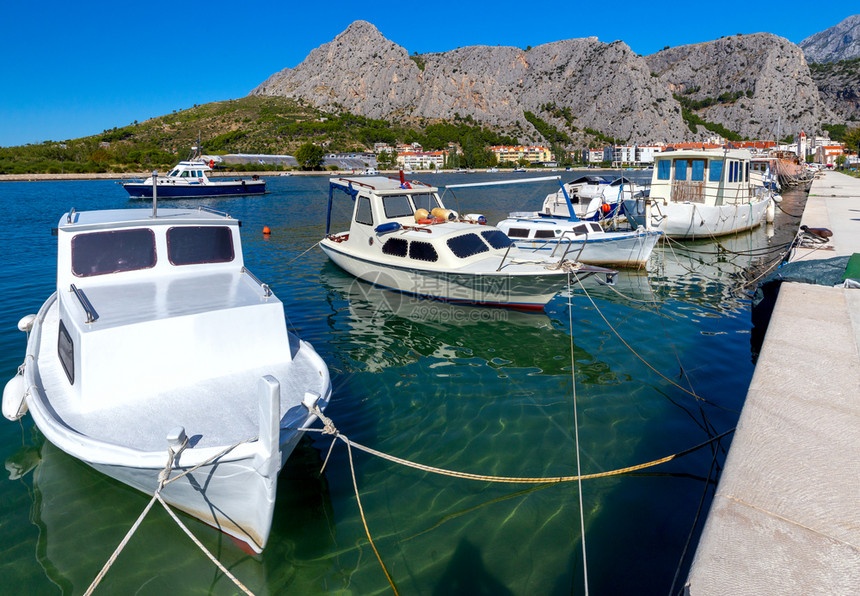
[496,216,662,269]
[542,175,644,222]
[2,206,331,554]
[622,148,773,239]
[319,175,617,310]
[122,147,266,199]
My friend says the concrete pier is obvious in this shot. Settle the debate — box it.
[685,170,860,594]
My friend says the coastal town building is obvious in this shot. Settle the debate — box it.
[815,145,844,167]
[490,145,551,164]
[396,151,446,170]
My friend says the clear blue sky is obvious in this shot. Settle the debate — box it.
[1,1,855,147]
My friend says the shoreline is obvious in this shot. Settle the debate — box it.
[0,167,614,183]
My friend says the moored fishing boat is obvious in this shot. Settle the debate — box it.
[319,174,617,310]
[542,175,644,222]
[2,205,331,553]
[122,147,266,199]
[622,148,773,239]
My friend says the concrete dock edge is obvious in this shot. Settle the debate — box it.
[685,171,860,594]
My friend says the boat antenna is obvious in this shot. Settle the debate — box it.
[151,170,158,218]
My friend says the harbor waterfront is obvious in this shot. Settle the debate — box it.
[686,169,860,594]
[1,172,807,594]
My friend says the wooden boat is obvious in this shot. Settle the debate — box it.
[2,206,331,553]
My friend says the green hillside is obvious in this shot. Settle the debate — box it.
[0,96,522,174]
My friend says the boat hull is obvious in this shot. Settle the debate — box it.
[123,180,266,199]
[320,241,573,310]
[511,230,661,268]
[21,293,330,553]
[623,198,769,239]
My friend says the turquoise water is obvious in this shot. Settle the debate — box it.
[0,173,804,595]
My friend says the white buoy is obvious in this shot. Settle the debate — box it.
[766,197,775,223]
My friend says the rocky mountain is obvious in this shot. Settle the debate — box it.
[809,59,860,122]
[645,34,830,140]
[799,14,860,63]
[252,21,687,143]
[252,21,839,145]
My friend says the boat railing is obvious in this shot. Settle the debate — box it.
[242,267,272,297]
[550,231,587,265]
[70,284,99,323]
[197,206,233,219]
[496,245,515,272]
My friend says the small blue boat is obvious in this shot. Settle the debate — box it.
[123,149,266,199]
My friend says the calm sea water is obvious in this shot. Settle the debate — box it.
[0,172,805,595]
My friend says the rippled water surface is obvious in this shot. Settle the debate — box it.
[0,173,806,595]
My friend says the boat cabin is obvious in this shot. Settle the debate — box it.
[650,149,757,205]
[54,208,289,411]
[325,176,518,270]
[502,219,604,240]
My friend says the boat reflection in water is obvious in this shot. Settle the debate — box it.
[10,432,336,595]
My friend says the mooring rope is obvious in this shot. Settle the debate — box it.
[85,438,258,596]
[568,270,590,595]
[302,409,735,485]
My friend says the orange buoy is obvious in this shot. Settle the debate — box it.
[601,203,611,213]
[263,226,271,235]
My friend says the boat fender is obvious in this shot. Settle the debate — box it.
[18,314,37,333]
[3,370,28,421]
[431,208,456,221]
[414,208,430,222]
[601,203,611,213]
[374,222,402,235]
[465,213,487,225]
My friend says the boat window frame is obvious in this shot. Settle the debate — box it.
[382,194,414,219]
[481,229,513,249]
[166,225,235,266]
[71,228,157,277]
[674,159,688,181]
[533,229,555,239]
[657,159,671,180]
[447,233,490,259]
[382,237,408,257]
[355,196,374,226]
[409,240,439,262]
[691,159,706,181]
[410,192,442,213]
[709,159,723,182]
[506,227,530,239]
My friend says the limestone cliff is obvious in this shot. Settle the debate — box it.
[252,21,687,143]
[799,14,860,64]
[645,34,829,140]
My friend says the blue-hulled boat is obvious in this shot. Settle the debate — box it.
[122,149,266,199]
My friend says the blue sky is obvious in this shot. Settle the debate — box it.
[1,2,855,147]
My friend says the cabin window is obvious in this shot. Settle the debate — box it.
[180,171,190,178]
[573,224,589,235]
[167,226,234,265]
[447,233,489,258]
[355,197,373,226]
[674,159,688,181]
[382,237,408,257]
[691,159,706,181]
[507,228,530,238]
[657,160,671,180]
[168,169,179,177]
[481,229,513,249]
[197,171,203,178]
[58,320,74,385]
[411,193,441,212]
[409,241,438,262]
[72,228,156,277]
[709,160,723,182]
[588,223,603,233]
[190,171,197,178]
[382,195,414,218]
[729,161,739,183]
[745,162,749,182]
[534,229,555,239]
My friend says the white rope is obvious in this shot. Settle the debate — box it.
[85,437,258,596]
[568,270,590,595]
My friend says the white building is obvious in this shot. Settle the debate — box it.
[397,151,446,170]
